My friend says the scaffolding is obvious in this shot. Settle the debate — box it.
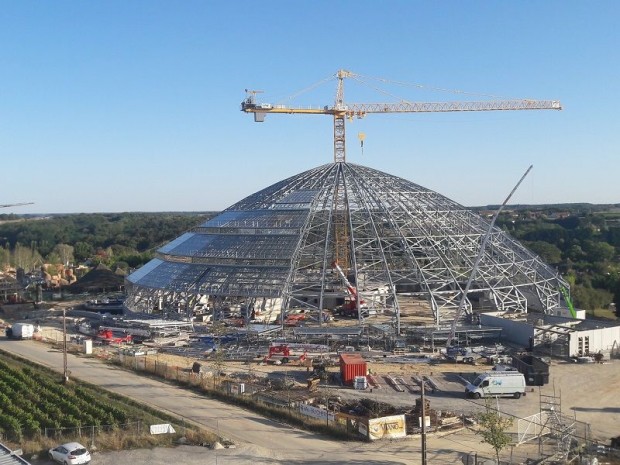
[125,163,568,333]
[518,386,579,462]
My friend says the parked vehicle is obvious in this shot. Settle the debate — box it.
[446,346,481,364]
[465,371,526,399]
[49,442,91,464]
[96,328,132,344]
[7,322,35,340]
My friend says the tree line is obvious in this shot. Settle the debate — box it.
[492,204,620,315]
[1,207,618,314]
[0,212,213,272]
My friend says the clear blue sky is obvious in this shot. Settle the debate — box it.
[1,1,618,213]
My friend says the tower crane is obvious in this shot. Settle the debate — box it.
[241,70,562,323]
[241,69,562,163]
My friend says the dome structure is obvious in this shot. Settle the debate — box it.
[125,162,567,331]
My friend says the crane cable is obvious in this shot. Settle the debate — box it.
[353,72,513,99]
[274,74,335,105]
[272,69,528,107]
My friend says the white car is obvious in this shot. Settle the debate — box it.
[48,442,91,465]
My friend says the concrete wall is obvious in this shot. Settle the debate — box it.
[479,313,535,347]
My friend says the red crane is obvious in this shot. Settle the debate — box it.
[332,261,365,316]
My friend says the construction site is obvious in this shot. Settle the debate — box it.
[3,70,620,463]
[3,301,619,465]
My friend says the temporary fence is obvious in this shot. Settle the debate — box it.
[0,420,155,445]
[42,420,145,441]
[115,352,354,433]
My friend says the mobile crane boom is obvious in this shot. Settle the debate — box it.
[445,165,533,348]
[332,260,365,313]
[559,286,577,318]
[241,69,562,163]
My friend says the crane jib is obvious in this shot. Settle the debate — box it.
[241,71,562,164]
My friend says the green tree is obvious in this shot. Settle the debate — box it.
[525,241,562,264]
[0,245,10,270]
[11,243,42,271]
[53,244,75,266]
[583,240,615,262]
[572,284,614,311]
[566,244,586,262]
[475,401,513,464]
[73,241,94,262]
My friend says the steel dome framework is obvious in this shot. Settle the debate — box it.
[125,162,567,331]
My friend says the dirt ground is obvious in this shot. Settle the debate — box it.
[3,304,620,465]
[127,347,620,443]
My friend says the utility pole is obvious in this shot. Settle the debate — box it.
[62,307,69,383]
[421,379,427,465]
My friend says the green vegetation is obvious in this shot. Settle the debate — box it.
[0,350,214,451]
[1,205,618,315]
[0,212,213,270]
[489,204,620,316]
[475,400,514,464]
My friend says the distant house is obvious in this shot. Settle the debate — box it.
[68,263,125,294]
[0,273,24,303]
[544,211,571,220]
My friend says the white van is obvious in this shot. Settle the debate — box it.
[10,322,35,340]
[465,371,526,399]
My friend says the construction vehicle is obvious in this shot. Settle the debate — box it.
[263,344,308,365]
[559,286,577,318]
[96,328,132,345]
[332,260,366,317]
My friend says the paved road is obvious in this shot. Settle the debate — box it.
[0,338,521,465]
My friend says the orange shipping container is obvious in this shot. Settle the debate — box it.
[340,353,367,385]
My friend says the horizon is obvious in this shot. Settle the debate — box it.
[2,2,619,213]
[2,201,620,218]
